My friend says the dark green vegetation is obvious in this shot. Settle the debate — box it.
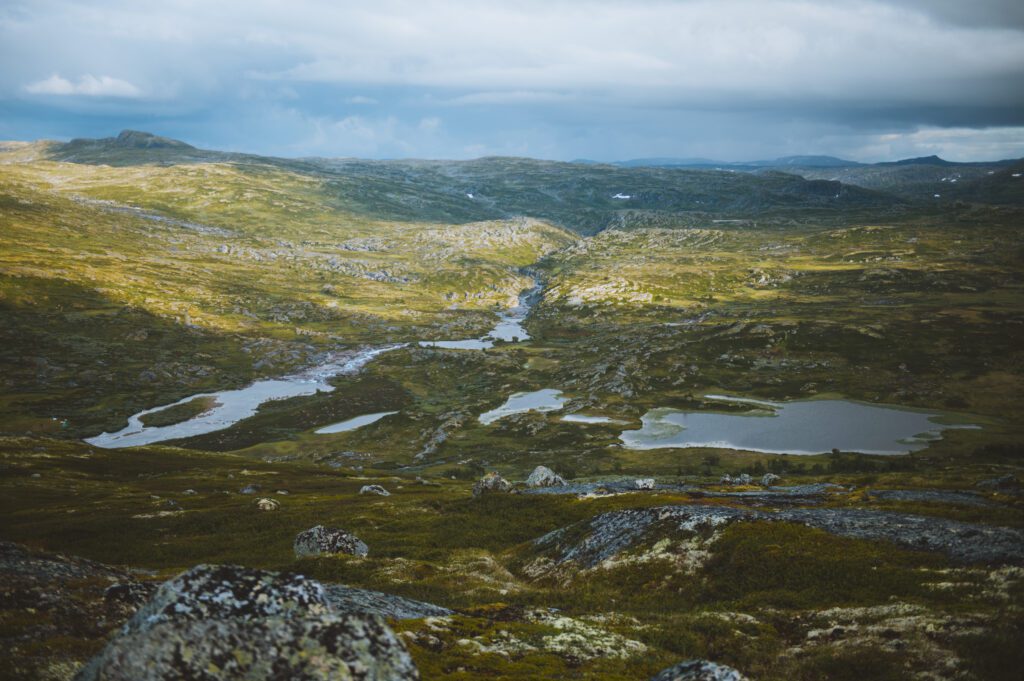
[1,132,1022,679]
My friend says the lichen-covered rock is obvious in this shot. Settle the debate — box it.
[651,659,748,681]
[123,564,331,630]
[526,465,566,488]
[761,473,781,487]
[360,484,391,496]
[295,525,369,558]
[634,478,656,490]
[75,564,419,681]
[255,496,280,511]
[473,471,512,497]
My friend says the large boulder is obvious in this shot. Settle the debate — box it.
[634,478,656,490]
[295,525,369,558]
[473,471,512,497]
[761,473,781,487]
[525,466,566,488]
[651,659,748,681]
[75,564,418,681]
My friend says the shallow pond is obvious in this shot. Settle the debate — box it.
[619,394,976,455]
[479,389,567,425]
[315,411,398,434]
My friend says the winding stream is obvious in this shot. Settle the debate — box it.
[85,283,540,448]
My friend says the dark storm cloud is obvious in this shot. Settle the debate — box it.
[1,1,1022,160]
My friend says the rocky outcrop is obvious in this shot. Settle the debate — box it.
[473,472,512,497]
[761,473,781,487]
[360,484,391,497]
[295,526,369,558]
[525,466,567,488]
[75,564,418,681]
[0,542,157,680]
[533,505,1024,568]
[651,659,748,681]
[634,478,656,490]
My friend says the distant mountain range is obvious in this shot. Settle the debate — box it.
[19,131,1024,221]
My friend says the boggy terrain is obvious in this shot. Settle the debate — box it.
[1,132,1023,680]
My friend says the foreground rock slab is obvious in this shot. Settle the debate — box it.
[75,564,419,681]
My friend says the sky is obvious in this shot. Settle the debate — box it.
[2,0,1023,162]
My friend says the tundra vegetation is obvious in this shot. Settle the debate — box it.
[1,133,1022,680]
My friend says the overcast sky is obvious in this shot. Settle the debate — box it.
[2,0,1023,161]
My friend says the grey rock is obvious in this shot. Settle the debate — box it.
[75,564,418,681]
[651,659,748,681]
[239,483,260,494]
[122,564,332,631]
[360,484,391,497]
[735,473,752,485]
[525,466,567,488]
[321,584,453,619]
[295,525,369,558]
[760,473,781,487]
[473,471,512,497]
[634,478,656,490]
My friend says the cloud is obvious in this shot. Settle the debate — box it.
[1,1,1022,160]
[24,74,142,97]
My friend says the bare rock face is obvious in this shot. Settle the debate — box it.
[75,564,418,681]
[525,465,567,488]
[295,525,369,558]
[651,659,748,681]
[360,484,391,497]
[473,471,513,497]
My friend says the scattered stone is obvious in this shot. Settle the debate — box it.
[76,564,418,681]
[473,471,512,497]
[651,659,748,681]
[239,483,260,494]
[634,478,656,490]
[255,497,280,511]
[295,525,369,558]
[526,466,567,488]
[761,473,781,487]
[360,484,391,497]
[276,489,290,495]
[182,488,197,495]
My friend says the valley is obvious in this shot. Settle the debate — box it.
[1,132,1022,680]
